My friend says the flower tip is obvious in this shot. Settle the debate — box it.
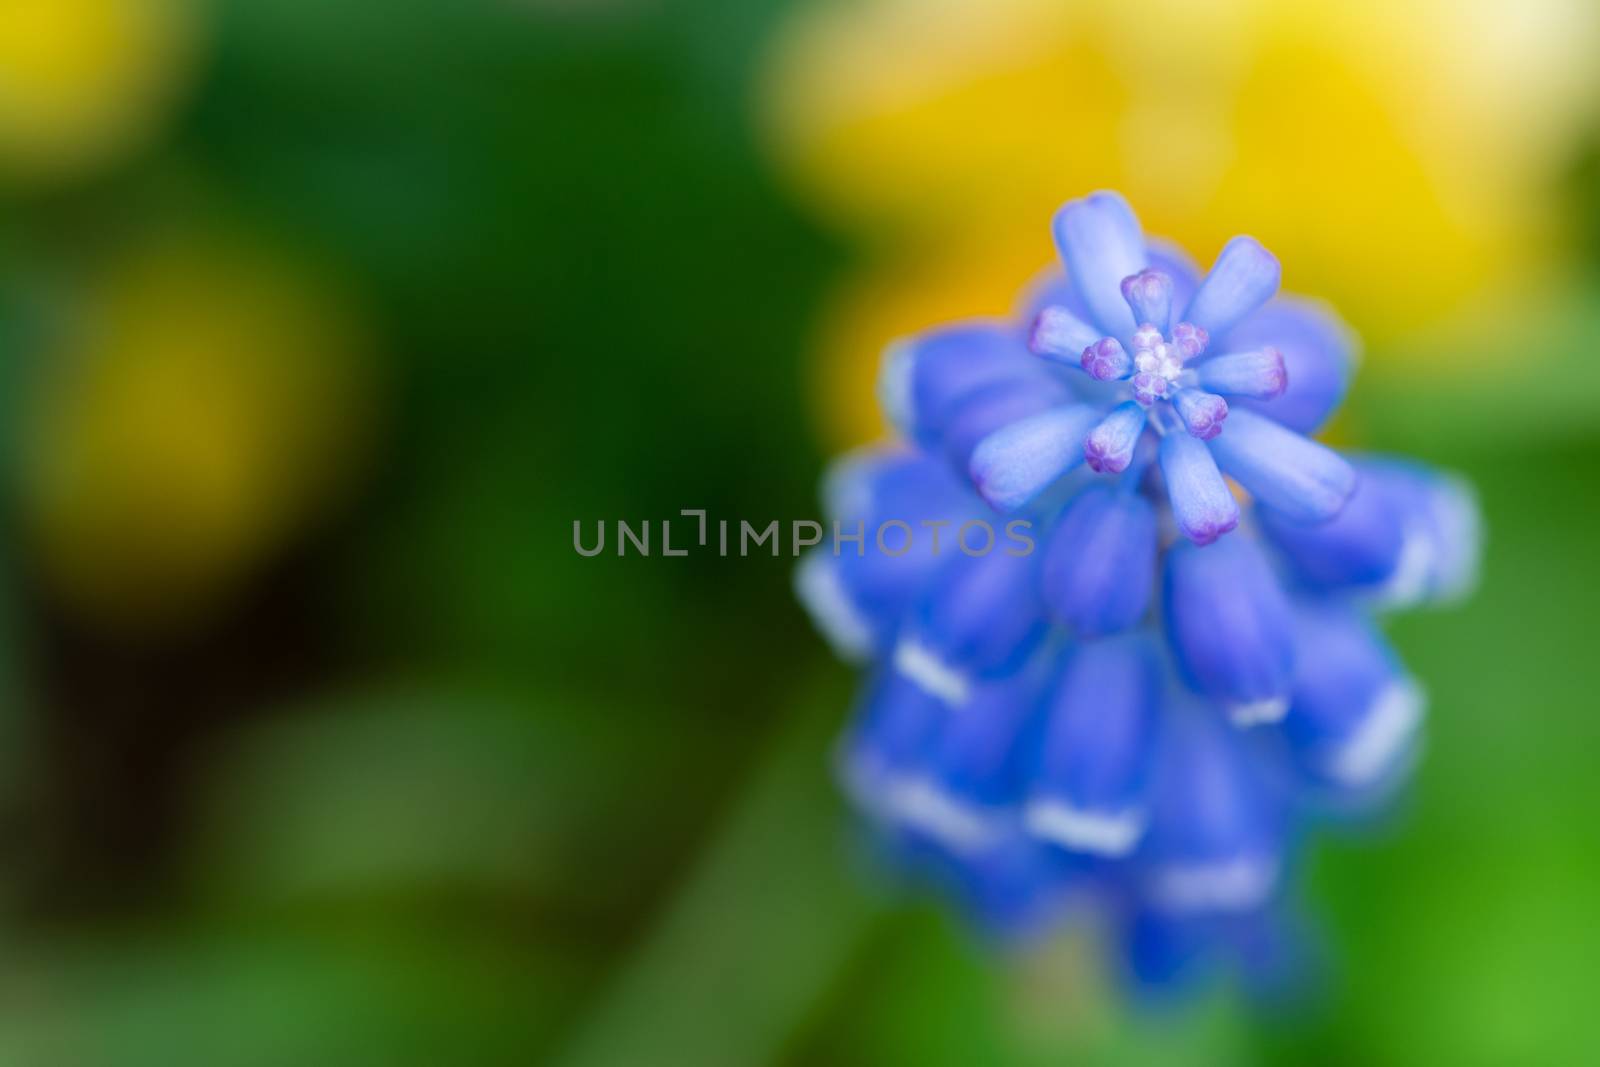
[1066,189,1135,218]
[1131,371,1165,407]
[1229,697,1290,728]
[1084,441,1131,474]
[1121,269,1172,302]
[794,551,876,662]
[1121,270,1173,331]
[968,405,1100,512]
[1260,346,1288,399]
[1024,800,1146,857]
[1325,678,1425,787]
[1082,402,1147,476]
[1181,510,1239,547]
[1218,236,1279,285]
[1175,390,1229,441]
[1026,312,1051,355]
[1081,336,1131,381]
[1194,347,1287,401]
[1147,855,1280,915]
[1207,408,1357,525]
[893,637,972,706]
[969,466,1012,513]
[1029,304,1100,364]
[1170,321,1209,362]
[1315,459,1360,523]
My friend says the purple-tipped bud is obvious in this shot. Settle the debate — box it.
[1122,269,1174,334]
[1208,408,1356,525]
[1227,300,1349,431]
[1159,432,1239,545]
[1084,401,1148,474]
[1196,347,1287,400]
[1082,337,1132,381]
[1173,389,1229,441]
[1131,371,1167,407]
[1170,321,1209,361]
[969,404,1102,512]
[1029,305,1102,364]
[1131,324,1163,352]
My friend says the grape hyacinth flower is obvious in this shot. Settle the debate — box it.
[799,192,1480,994]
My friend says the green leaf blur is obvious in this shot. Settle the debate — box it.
[0,0,1594,1064]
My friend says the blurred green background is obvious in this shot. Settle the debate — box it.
[0,0,1596,1063]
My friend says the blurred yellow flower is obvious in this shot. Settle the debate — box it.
[19,224,378,633]
[762,0,1598,446]
[0,0,200,183]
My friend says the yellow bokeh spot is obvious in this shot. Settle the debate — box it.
[0,0,200,182]
[20,226,377,633]
[774,15,1128,250]
[763,0,1596,448]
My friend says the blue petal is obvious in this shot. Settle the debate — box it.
[1194,348,1287,399]
[1120,908,1216,993]
[1138,701,1285,914]
[1083,401,1148,474]
[903,548,1048,685]
[824,447,976,532]
[1020,238,1198,329]
[837,670,948,813]
[931,669,1049,810]
[969,404,1102,512]
[1029,304,1104,365]
[1259,463,1407,591]
[1025,635,1162,855]
[870,670,1048,856]
[1359,459,1482,609]
[937,376,1072,471]
[794,549,879,661]
[823,447,937,523]
[1284,602,1424,791]
[1120,903,1313,999]
[1173,388,1229,441]
[1052,191,1146,338]
[1158,432,1239,545]
[824,450,979,648]
[1207,408,1356,524]
[1225,297,1353,433]
[1163,535,1295,717]
[1041,486,1156,636]
[1183,236,1280,339]
[881,322,1050,450]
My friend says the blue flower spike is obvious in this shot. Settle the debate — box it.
[799,191,1481,996]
